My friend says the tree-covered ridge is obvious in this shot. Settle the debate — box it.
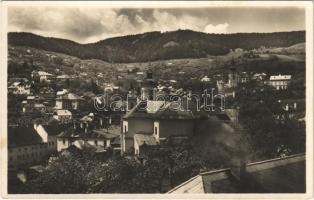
[8,30,305,63]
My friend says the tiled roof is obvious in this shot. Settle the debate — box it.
[42,124,69,136]
[58,127,119,140]
[67,93,83,100]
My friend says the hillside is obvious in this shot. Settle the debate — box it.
[8,30,305,63]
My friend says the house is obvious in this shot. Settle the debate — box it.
[269,74,292,90]
[39,87,55,99]
[8,81,31,95]
[168,153,305,193]
[8,126,49,169]
[274,99,305,124]
[253,73,267,81]
[121,100,200,155]
[56,113,119,152]
[34,123,68,153]
[34,103,46,113]
[201,76,211,82]
[32,71,53,82]
[53,109,72,123]
[55,89,83,110]
[57,125,120,152]
[239,72,249,83]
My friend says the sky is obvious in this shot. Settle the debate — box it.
[8,6,305,44]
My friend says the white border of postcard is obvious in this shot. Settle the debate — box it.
[0,1,313,199]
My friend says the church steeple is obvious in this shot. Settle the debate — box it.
[141,70,156,101]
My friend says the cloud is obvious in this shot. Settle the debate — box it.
[204,23,229,34]
[8,7,233,43]
[8,7,303,43]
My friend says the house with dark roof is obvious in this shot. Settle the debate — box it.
[57,126,120,152]
[168,153,305,193]
[8,81,31,95]
[121,99,205,155]
[56,114,120,152]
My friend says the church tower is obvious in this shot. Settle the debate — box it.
[140,70,156,101]
[228,66,238,88]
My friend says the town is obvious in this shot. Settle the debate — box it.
[7,41,306,193]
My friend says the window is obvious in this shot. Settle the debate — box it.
[155,127,158,135]
[63,139,66,145]
[94,140,98,146]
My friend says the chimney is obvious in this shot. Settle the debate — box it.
[80,122,83,129]
[294,102,297,109]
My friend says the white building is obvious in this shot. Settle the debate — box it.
[53,109,72,123]
[201,76,211,82]
[269,75,292,90]
[8,126,48,169]
[57,126,120,152]
[34,123,67,153]
[55,89,83,110]
[31,71,53,82]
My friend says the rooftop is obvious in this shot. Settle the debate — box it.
[168,153,305,193]
[37,71,53,76]
[8,126,43,148]
[123,100,198,120]
[55,109,72,116]
[58,127,120,140]
[269,75,292,81]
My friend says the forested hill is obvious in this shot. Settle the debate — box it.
[8,30,305,63]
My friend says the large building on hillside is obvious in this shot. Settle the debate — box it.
[8,126,49,169]
[8,121,69,169]
[269,74,292,90]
